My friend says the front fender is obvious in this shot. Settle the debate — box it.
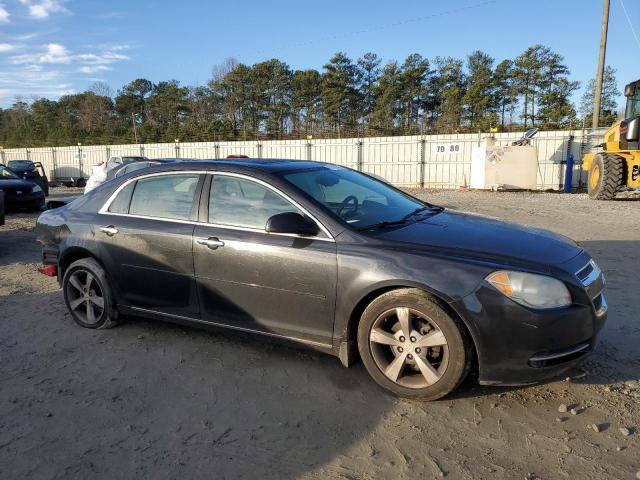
[332,244,494,346]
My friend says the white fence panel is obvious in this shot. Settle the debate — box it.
[143,143,179,159]
[362,136,421,187]
[218,142,259,159]
[29,148,55,178]
[424,135,475,188]
[108,144,143,157]
[310,138,359,168]
[180,143,217,159]
[0,128,609,189]
[52,147,85,180]
[261,139,308,160]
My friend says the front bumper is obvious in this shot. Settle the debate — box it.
[4,191,45,207]
[452,253,607,386]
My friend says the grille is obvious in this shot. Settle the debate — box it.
[576,260,602,288]
[576,262,594,283]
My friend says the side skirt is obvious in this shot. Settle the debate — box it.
[118,304,338,357]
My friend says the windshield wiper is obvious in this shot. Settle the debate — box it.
[357,205,444,231]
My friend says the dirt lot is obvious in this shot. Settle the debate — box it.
[1,187,639,480]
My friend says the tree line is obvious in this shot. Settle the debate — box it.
[0,45,620,148]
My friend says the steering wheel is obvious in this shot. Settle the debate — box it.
[336,195,359,217]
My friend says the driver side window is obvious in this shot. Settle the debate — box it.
[209,175,302,230]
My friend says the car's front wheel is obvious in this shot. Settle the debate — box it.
[63,258,119,329]
[357,288,472,400]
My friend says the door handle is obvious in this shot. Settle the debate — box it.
[100,225,119,236]
[197,237,225,249]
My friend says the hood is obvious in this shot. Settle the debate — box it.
[0,178,37,190]
[374,210,581,267]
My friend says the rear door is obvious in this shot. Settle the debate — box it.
[193,173,337,345]
[96,172,204,318]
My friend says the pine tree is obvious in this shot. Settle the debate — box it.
[291,69,322,136]
[371,62,403,134]
[399,53,429,132]
[579,66,620,127]
[321,52,361,134]
[357,52,381,127]
[463,50,496,129]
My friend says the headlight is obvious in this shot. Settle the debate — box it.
[31,184,43,193]
[486,271,571,309]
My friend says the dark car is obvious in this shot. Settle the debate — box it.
[0,165,46,211]
[6,159,49,195]
[35,160,607,400]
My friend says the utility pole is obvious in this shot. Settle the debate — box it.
[592,0,610,129]
[131,112,139,144]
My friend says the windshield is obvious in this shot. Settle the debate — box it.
[8,160,32,168]
[280,166,434,229]
[0,165,20,179]
[626,93,640,118]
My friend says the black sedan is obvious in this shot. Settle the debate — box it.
[35,160,607,399]
[6,159,49,195]
[0,165,46,211]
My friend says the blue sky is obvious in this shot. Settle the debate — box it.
[0,0,638,108]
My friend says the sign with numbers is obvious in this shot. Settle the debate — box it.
[432,143,463,155]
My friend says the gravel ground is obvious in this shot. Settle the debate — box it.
[1,187,639,480]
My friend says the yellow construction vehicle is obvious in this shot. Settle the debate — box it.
[584,79,640,199]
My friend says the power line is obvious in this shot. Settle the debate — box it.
[619,0,640,51]
[251,0,499,57]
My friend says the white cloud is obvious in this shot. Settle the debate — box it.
[76,52,129,65]
[0,65,73,104]
[10,43,71,64]
[11,44,130,67]
[78,65,110,74]
[0,3,10,23]
[0,41,130,105]
[19,0,68,19]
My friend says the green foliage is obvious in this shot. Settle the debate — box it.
[579,66,620,127]
[0,45,585,148]
[463,50,496,130]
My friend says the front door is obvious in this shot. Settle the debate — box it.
[193,173,337,345]
[96,172,203,318]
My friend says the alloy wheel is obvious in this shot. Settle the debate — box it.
[369,307,449,389]
[66,269,105,325]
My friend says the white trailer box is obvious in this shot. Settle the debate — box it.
[470,139,538,190]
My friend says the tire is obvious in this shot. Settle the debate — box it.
[588,153,624,200]
[62,258,119,329]
[28,199,44,212]
[357,288,472,400]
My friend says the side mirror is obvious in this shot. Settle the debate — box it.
[265,212,319,236]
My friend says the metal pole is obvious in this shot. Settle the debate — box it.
[419,138,426,188]
[592,0,610,129]
[132,113,139,144]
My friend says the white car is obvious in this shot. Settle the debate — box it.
[84,156,148,193]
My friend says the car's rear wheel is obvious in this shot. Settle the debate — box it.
[357,288,471,400]
[63,258,119,329]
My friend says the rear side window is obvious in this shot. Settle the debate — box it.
[127,174,200,220]
[209,175,300,229]
[108,182,135,214]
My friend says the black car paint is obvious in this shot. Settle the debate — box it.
[6,160,49,195]
[36,160,607,385]
[0,176,46,210]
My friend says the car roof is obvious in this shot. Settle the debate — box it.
[150,158,332,173]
